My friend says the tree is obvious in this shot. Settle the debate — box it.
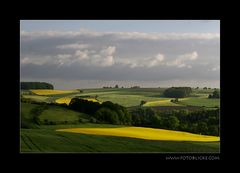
[94,108,120,124]
[163,87,192,98]
[21,82,54,90]
[131,86,140,88]
[169,116,180,130]
[140,100,147,107]
[115,85,119,88]
[197,122,208,134]
[208,90,220,99]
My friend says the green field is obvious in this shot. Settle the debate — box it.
[20,88,220,152]
[21,103,90,125]
[179,97,220,108]
[21,124,219,153]
[21,88,220,108]
[22,95,51,103]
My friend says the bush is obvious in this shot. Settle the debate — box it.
[94,108,120,124]
[90,117,97,123]
[209,90,220,99]
[163,87,192,98]
[21,82,54,90]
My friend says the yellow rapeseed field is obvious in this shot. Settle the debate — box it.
[31,89,79,95]
[55,97,73,105]
[55,97,100,105]
[144,98,189,107]
[56,127,220,142]
[84,98,99,103]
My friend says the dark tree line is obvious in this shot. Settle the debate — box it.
[69,98,131,125]
[209,90,220,99]
[21,96,219,136]
[163,87,192,98]
[21,82,54,90]
[130,108,219,136]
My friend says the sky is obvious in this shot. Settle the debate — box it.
[20,20,220,89]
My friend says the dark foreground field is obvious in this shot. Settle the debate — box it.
[20,124,220,153]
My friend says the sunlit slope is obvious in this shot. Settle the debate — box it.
[144,99,179,107]
[55,97,73,105]
[56,127,220,142]
[30,89,79,95]
[55,97,100,105]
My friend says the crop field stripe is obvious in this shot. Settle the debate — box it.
[21,134,33,150]
[56,127,220,142]
[24,134,42,152]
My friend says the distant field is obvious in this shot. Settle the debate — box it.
[179,97,220,107]
[57,127,219,142]
[23,88,220,108]
[143,99,185,107]
[22,95,50,103]
[21,124,220,153]
[55,97,73,105]
[55,97,100,105]
[21,102,90,125]
[30,89,79,95]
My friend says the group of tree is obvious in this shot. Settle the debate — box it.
[131,86,140,89]
[203,87,212,90]
[130,107,219,136]
[69,98,131,125]
[163,87,192,98]
[21,82,54,90]
[208,90,220,99]
[103,85,123,88]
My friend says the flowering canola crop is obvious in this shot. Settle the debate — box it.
[31,89,79,95]
[55,97,100,105]
[56,127,220,142]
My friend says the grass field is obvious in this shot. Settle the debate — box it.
[39,106,88,124]
[21,102,90,125]
[22,95,51,103]
[23,88,220,108]
[143,99,184,107]
[20,88,220,152]
[56,127,219,142]
[21,124,220,153]
[179,97,220,107]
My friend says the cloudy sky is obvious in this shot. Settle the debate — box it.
[20,20,220,89]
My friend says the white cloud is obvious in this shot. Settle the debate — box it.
[21,56,53,65]
[211,65,220,71]
[92,46,116,66]
[75,50,89,60]
[56,54,72,66]
[56,43,89,49]
[100,46,116,56]
[147,54,165,67]
[167,51,198,68]
[115,53,165,68]
[21,30,220,41]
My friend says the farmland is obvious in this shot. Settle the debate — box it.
[20,87,220,153]
[22,88,219,108]
[56,127,219,142]
[21,124,220,153]
[30,89,80,95]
